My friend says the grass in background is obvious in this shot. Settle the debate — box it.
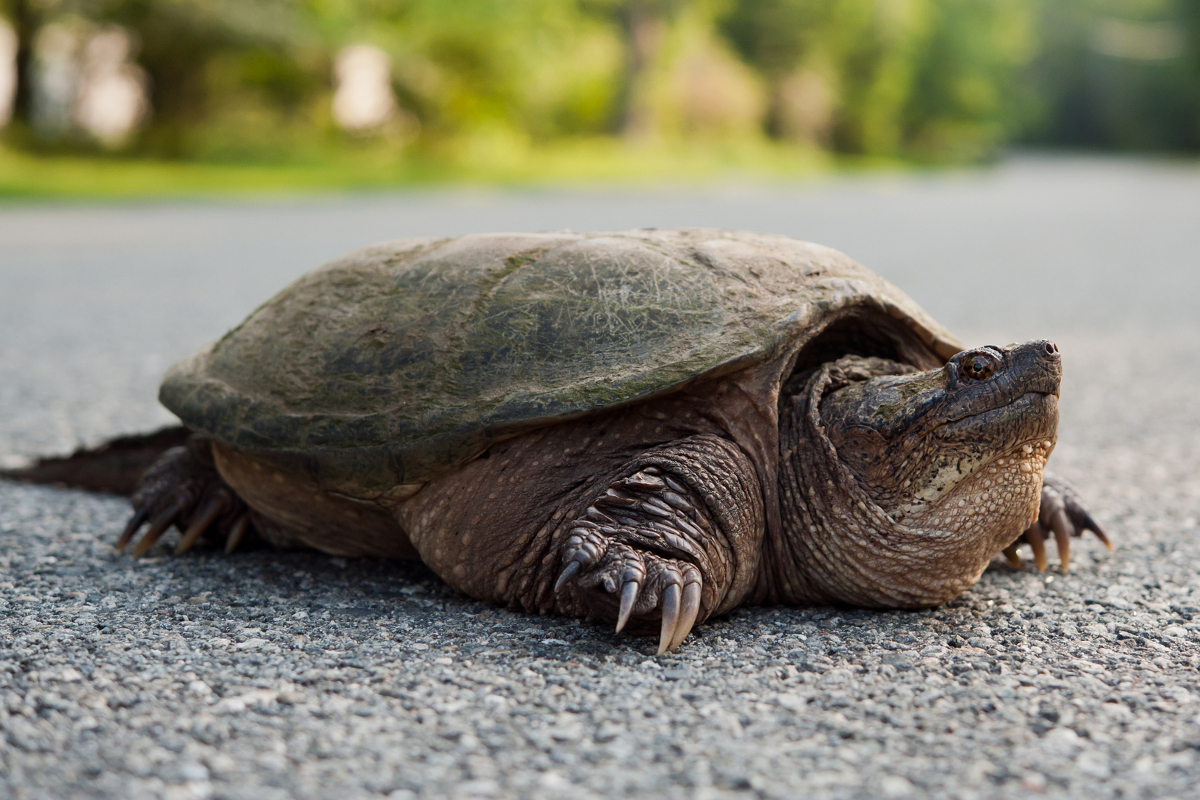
[0,138,846,200]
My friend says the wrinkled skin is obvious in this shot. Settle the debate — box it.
[32,341,1109,655]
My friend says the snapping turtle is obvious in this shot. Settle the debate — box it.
[11,229,1110,653]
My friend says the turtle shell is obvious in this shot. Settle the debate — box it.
[161,229,961,496]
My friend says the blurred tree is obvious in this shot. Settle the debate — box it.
[97,0,320,156]
[584,0,683,139]
[662,4,765,140]
[1183,0,1200,145]
[1020,0,1200,151]
[720,0,924,154]
[717,0,826,143]
[0,0,319,154]
[617,0,672,137]
[905,0,1034,159]
[307,0,624,149]
[720,0,1033,158]
[586,0,765,142]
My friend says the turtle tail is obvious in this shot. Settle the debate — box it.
[0,426,191,496]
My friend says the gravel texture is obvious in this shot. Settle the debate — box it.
[2,157,1200,799]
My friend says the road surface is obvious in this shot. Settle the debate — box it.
[2,156,1199,799]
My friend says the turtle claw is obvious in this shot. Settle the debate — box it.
[555,525,703,654]
[123,441,250,557]
[132,502,183,557]
[1008,473,1111,573]
[1027,522,1049,572]
[224,514,250,554]
[659,568,702,653]
[176,497,225,555]
[671,580,702,652]
[1065,500,1113,551]
[555,454,727,653]
[615,580,638,633]
[1048,507,1072,572]
[657,583,681,656]
[556,527,608,592]
[555,559,582,593]
[116,507,148,553]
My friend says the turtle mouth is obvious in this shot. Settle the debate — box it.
[935,390,1058,439]
[897,390,1058,520]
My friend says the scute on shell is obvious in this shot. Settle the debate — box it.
[160,229,960,495]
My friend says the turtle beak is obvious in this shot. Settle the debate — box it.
[1002,340,1061,399]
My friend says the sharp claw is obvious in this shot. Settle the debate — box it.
[1027,522,1048,572]
[175,498,224,555]
[132,502,182,557]
[225,514,250,554]
[1064,491,1113,552]
[1049,509,1072,573]
[1088,521,1114,551]
[117,508,148,553]
[669,581,701,652]
[554,559,582,592]
[616,580,639,633]
[657,583,682,656]
[1002,544,1022,570]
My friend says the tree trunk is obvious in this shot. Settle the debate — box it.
[618,1,666,140]
[9,0,39,125]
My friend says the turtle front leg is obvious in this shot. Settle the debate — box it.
[119,435,251,556]
[1003,472,1112,573]
[553,435,765,654]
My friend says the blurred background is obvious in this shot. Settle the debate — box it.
[0,0,1198,194]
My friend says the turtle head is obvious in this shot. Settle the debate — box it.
[822,340,1061,520]
[780,341,1061,608]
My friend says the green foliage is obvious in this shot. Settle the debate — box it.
[362,0,623,141]
[81,0,323,156]
[3,0,1200,172]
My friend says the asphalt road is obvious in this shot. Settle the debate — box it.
[2,156,1199,800]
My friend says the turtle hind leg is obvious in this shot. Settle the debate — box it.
[120,435,252,557]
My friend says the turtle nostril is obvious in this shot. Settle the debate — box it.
[1043,341,1059,357]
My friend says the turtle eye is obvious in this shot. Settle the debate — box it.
[958,349,1000,381]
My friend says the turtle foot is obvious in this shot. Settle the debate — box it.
[1004,473,1111,573]
[552,463,720,654]
[119,437,251,557]
[549,437,760,654]
[556,525,702,655]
